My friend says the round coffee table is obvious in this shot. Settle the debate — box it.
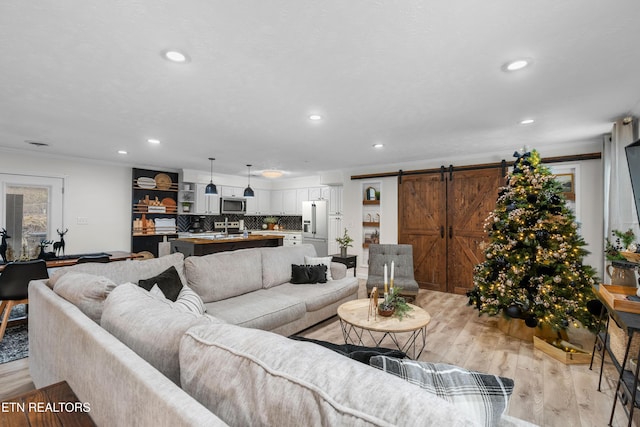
[337,299,431,359]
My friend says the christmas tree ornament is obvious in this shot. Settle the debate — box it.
[524,316,538,328]
[505,305,523,319]
[526,194,538,203]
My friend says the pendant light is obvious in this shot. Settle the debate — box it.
[243,164,255,198]
[205,157,218,196]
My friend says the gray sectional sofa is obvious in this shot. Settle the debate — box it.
[28,245,530,426]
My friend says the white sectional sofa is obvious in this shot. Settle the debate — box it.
[28,245,531,426]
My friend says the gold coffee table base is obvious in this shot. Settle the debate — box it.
[337,299,431,359]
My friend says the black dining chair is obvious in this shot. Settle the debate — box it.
[76,255,110,264]
[0,259,49,341]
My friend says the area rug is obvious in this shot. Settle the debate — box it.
[0,305,28,364]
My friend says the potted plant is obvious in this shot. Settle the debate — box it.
[378,287,412,319]
[335,228,353,257]
[263,216,279,230]
[605,228,638,286]
[181,202,191,213]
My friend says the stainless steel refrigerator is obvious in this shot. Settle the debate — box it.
[302,200,328,256]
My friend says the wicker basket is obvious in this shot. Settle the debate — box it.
[608,320,640,366]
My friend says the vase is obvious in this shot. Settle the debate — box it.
[267,223,275,230]
[340,247,347,257]
[606,264,636,286]
[378,305,395,317]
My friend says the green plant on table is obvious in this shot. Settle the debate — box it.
[263,217,279,224]
[605,228,636,261]
[379,287,412,320]
[335,228,354,248]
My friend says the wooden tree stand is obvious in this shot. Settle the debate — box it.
[497,317,591,364]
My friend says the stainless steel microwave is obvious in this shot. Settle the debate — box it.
[220,197,247,214]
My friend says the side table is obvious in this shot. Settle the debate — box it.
[0,381,96,426]
[331,254,357,277]
[591,285,640,427]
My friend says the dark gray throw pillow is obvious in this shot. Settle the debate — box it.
[138,265,184,301]
[291,264,327,284]
[289,336,406,364]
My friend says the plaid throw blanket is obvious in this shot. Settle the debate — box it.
[370,356,514,427]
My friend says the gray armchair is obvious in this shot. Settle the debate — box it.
[366,244,419,298]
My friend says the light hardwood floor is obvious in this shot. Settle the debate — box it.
[0,286,636,426]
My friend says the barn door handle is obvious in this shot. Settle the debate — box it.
[440,226,444,238]
[449,226,453,239]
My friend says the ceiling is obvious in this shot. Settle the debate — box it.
[1,1,640,178]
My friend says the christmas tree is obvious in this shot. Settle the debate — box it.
[467,149,598,332]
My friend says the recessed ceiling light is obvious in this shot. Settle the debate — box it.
[163,50,189,63]
[502,58,531,72]
[372,143,384,149]
[147,138,160,144]
[520,119,535,125]
[261,170,284,178]
[118,150,128,155]
[309,114,322,121]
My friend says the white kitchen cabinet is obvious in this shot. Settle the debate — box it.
[221,186,243,197]
[271,189,297,215]
[246,189,271,215]
[270,190,283,214]
[295,188,309,214]
[308,187,322,200]
[328,186,343,215]
[321,187,330,201]
[328,215,343,255]
[194,183,220,214]
[283,189,297,214]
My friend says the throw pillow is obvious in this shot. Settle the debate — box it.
[289,336,405,364]
[148,283,206,316]
[138,265,183,301]
[291,264,328,284]
[174,285,206,315]
[369,356,514,427]
[52,272,118,323]
[304,256,333,280]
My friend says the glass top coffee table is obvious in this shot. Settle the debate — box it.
[337,299,431,359]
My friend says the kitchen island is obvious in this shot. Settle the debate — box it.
[170,234,284,257]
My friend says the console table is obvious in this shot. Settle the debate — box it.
[0,251,141,272]
[0,381,96,426]
[331,254,357,277]
[591,285,640,427]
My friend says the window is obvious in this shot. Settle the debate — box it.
[0,174,64,261]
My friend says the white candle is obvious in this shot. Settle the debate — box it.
[384,263,388,293]
[390,260,394,289]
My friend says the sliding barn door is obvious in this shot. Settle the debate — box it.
[399,168,503,294]
[447,169,504,294]
[398,174,447,292]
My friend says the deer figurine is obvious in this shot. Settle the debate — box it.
[0,228,10,263]
[53,228,68,257]
[38,240,55,260]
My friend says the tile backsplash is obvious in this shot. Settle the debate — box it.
[178,215,302,232]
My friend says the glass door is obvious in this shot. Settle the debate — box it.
[0,174,64,261]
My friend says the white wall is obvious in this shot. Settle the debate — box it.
[0,150,132,254]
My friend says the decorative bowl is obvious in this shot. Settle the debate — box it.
[378,305,395,317]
